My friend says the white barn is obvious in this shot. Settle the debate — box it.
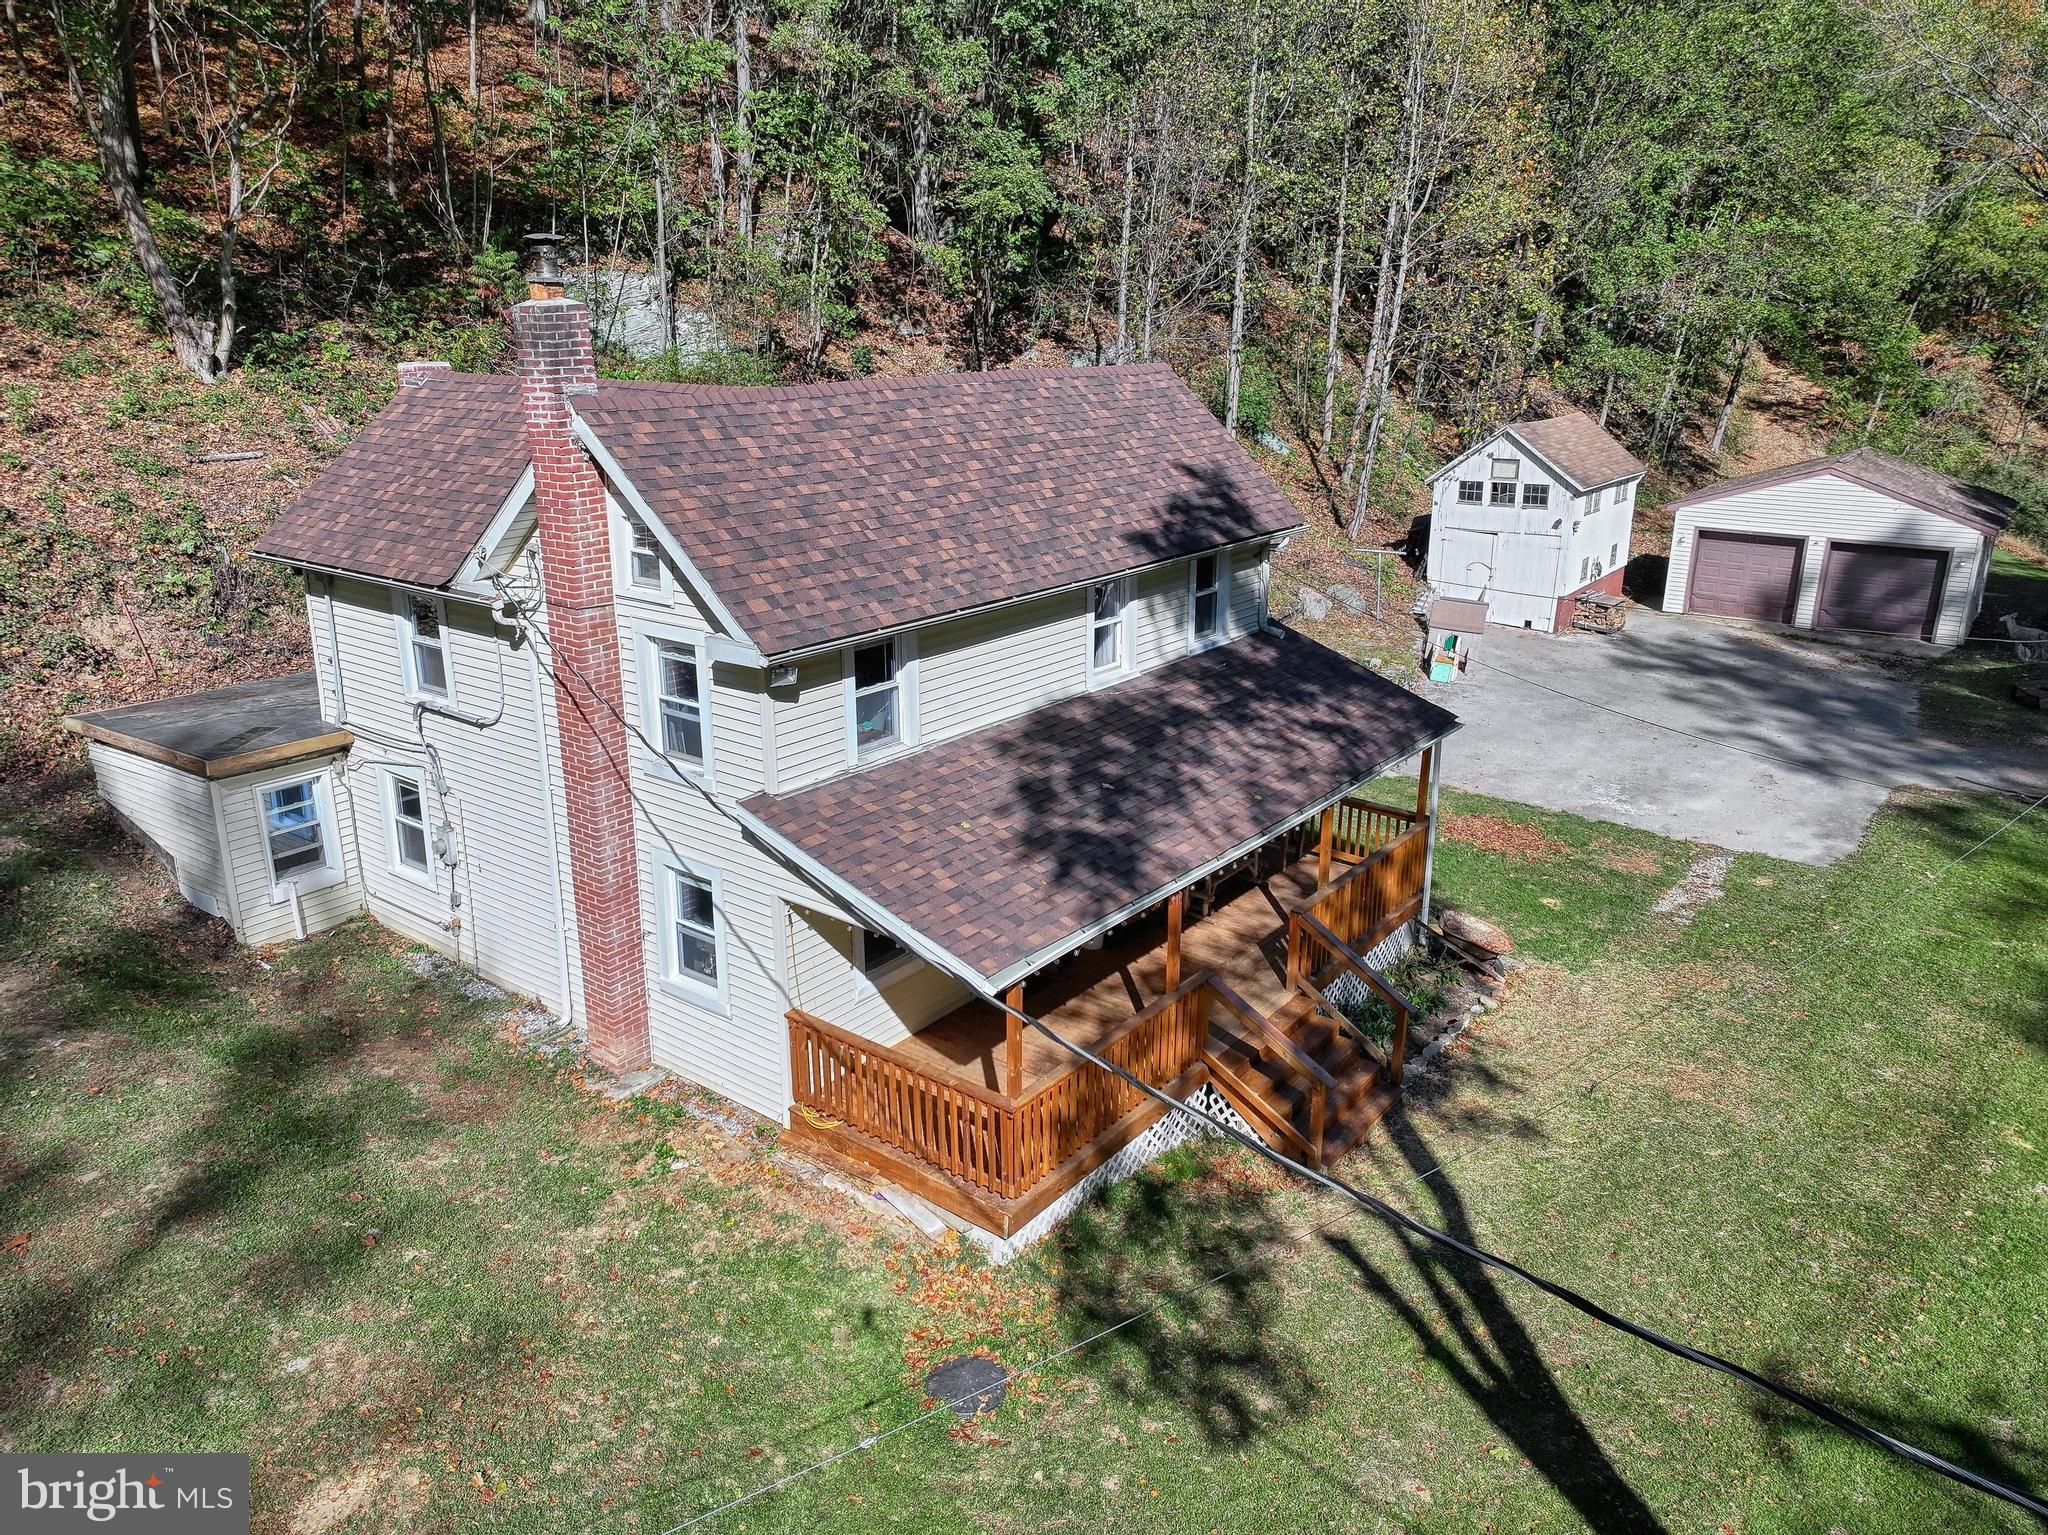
[1423,413,1647,632]
[1662,448,2015,645]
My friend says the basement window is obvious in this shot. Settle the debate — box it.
[1456,479,1483,504]
[398,595,452,701]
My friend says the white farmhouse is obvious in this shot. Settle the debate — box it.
[1423,412,1646,632]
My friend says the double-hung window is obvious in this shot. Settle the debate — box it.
[1189,553,1225,650]
[1521,483,1550,508]
[262,780,326,878]
[1456,479,1483,505]
[400,596,451,701]
[1089,578,1130,680]
[385,771,433,883]
[652,639,705,769]
[627,518,664,590]
[661,863,726,1009]
[849,639,905,759]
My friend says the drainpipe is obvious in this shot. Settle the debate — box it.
[525,621,578,1027]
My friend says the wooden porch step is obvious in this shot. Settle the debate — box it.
[1204,1004,1385,1161]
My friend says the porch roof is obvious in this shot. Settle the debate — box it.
[738,626,1457,989]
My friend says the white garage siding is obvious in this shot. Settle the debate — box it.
[86,742,236,923]
[1662,471,1988,645]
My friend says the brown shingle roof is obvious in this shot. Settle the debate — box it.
[740,627,1457,986]
[254,373,528,587]
[578,364,1304,656]
[1666,446,2016,536]
[1503,412,1645,490]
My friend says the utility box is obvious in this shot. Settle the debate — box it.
[1426,597,1489,683]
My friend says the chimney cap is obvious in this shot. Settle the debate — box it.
[524,231,569,299]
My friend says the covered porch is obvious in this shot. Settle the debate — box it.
[741,627,1457,1239]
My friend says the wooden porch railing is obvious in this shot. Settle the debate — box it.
[788,976,1208,1204]
[1329,797,1422,866]
[1286,819,1428,1085]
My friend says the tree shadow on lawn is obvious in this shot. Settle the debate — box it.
[1324,1109,1670,1534]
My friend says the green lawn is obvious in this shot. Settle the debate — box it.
[1914,550,2048,747]
[2,777,2043,1532]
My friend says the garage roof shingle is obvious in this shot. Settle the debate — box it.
[1667,446,2016,536]
[740,626,1457,985]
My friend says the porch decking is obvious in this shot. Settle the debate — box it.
[784,793,1433,1238]
[891,853,1320,1095]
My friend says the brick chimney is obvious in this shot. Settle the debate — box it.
[514,232,650,1073]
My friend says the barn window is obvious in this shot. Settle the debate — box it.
[1521,484,1550,507]
[1456,480,1483,504]
[1611,542,1620,567]
[1489,482,1517,507]
[1580,557,1591,583]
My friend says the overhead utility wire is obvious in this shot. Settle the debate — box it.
[483,577,2048,1528]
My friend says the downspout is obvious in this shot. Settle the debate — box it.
[526,625,577,1026]
[320,574,351,725]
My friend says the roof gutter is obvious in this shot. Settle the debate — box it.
[734,721,1459,998]
[247,551,501,607]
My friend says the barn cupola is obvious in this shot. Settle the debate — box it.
[513,231,651,1073]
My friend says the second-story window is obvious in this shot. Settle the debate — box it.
[401,596,451,700]
[1089,578,1129,679]
[1189,554,1224,649]
[851,639,902,757]
[653,640,705,768]
[628,518,664,589]
[1521,483,1550,507]
[1456,480,1483,504]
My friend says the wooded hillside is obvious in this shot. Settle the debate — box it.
[4,0,2047,768]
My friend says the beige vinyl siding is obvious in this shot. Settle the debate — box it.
[86,742,235,923]
[917,590,1087,749]
[1663,472,1987,644]
[310,573,572,1011]
[784,907,969,1047]
[213,757,362,946]
[1227,549,1265,635]
[1132,562,1188,670]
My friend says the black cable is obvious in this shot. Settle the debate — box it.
[991,996,2048,1522]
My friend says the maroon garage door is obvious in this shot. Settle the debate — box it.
[1815,542,1946,639]
[1686,530,1804,623]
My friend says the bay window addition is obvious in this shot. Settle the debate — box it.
[261,778,329,883]
[1189,553,1225,649]
[850,639,903,758]
[1089,578,1130,680]
[400,596,451,700]
[652,639,705,770]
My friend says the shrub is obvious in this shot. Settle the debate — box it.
[1198,354,1279,439]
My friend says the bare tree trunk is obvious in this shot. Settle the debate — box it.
[414,13,462,255]
[700,0,726,264]
[1707,335,1750,457]
[1598,369,1616,428]
[1223,43,1262,434]
[92,0,214,379]
[467,0,478,105]
[732,0,754,243]
[907,100,936,247]
[1320,137,1350,451]
[1113,98,1136,363]
[654,157,674,351]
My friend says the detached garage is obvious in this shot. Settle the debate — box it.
[1663,447,2015,645]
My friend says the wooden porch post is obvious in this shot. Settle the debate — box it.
[1415,745,1435,823]
[1004,983,1024,1100]
[1316,804,1336,887]
[1164,890,1185,990]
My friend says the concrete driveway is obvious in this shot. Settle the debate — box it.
[1420,608,2044,864]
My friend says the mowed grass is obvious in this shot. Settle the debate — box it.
[1915,549,2048,747]
[1,778,2044,1532]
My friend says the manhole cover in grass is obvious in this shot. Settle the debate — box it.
[925,1354,1008,1417]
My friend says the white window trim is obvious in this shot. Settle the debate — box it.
[379,768,438,890]
[1086,576,1135,687]
[634,618,715,787]
[842,632,920,767]
[657,856,730,1014]
[615,500,673,603]
[252,768,344,903]
[851,925,918,999]
[1187,551,1230,653]
[393,591,455,705]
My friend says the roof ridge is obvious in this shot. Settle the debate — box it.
[591,360,1178,409]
